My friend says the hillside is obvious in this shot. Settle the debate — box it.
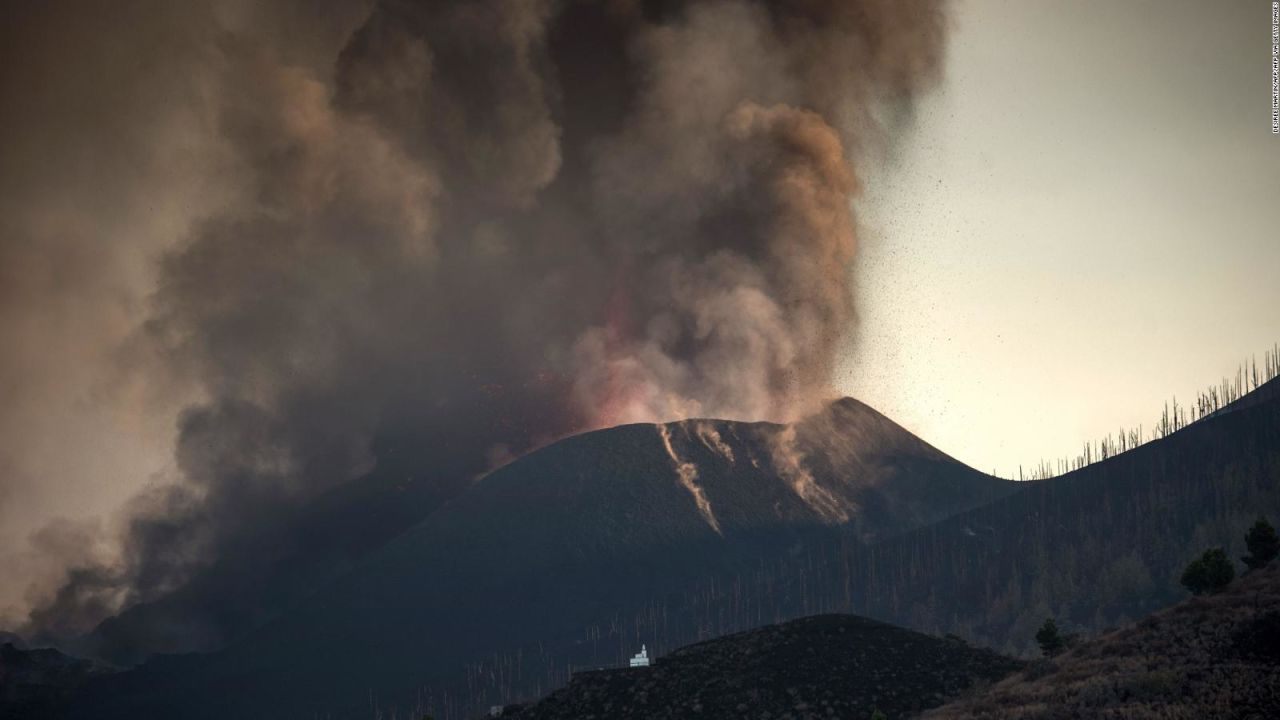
[0,643,109,720]
[831,387,1280,654]
[923,563,1280,719]
[633,385,1280,659]
[503,614,1022,720]
[72,439,468,665]
[70,398,1012,719]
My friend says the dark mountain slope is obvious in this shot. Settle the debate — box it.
[71,398,1014,719]
[1201,373,1280,422]
[0,643,110,720]
[923,563,1280,719]
[504,614,1022,720]
[838,388,1280,654]
[75,439,468,665]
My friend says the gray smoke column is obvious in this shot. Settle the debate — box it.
[6,0,946,645]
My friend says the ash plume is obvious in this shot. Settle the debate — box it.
[4,0,947,649]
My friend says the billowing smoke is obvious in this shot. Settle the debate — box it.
[3,0,945,649]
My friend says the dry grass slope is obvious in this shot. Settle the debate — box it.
[922,564,1280,719]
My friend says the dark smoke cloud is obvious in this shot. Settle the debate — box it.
[5,0,946,648]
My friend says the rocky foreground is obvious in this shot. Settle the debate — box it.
[500,614,1022,720]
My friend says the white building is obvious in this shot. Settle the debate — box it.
[628,644,650,668]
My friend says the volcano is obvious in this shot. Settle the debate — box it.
[71,397,1015,719]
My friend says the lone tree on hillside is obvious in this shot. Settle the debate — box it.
[1035,617,1065,657]
[1181,547,1235,595]
[1242,516,1279,571]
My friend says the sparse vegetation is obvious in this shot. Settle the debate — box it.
[921,564,1280,719]
[1242,515,1279,571]
[1180,547,1235,595]
[1016,344,1280,480]
[1033,618,1064,657]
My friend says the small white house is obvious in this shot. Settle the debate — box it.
[628,644,650,668]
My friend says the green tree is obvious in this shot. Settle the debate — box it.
[1035,617,1065,657]
[1242,516,1279,571]
[870,710,887,720]
[1181,548,1235,595]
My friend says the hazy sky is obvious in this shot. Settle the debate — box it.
[841,0,1279,475]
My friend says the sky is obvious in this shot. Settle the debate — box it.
[841,0,1280,476]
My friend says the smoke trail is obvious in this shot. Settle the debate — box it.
[6,0,946,649]
[657,423,722,534]
[694,422,736,465]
